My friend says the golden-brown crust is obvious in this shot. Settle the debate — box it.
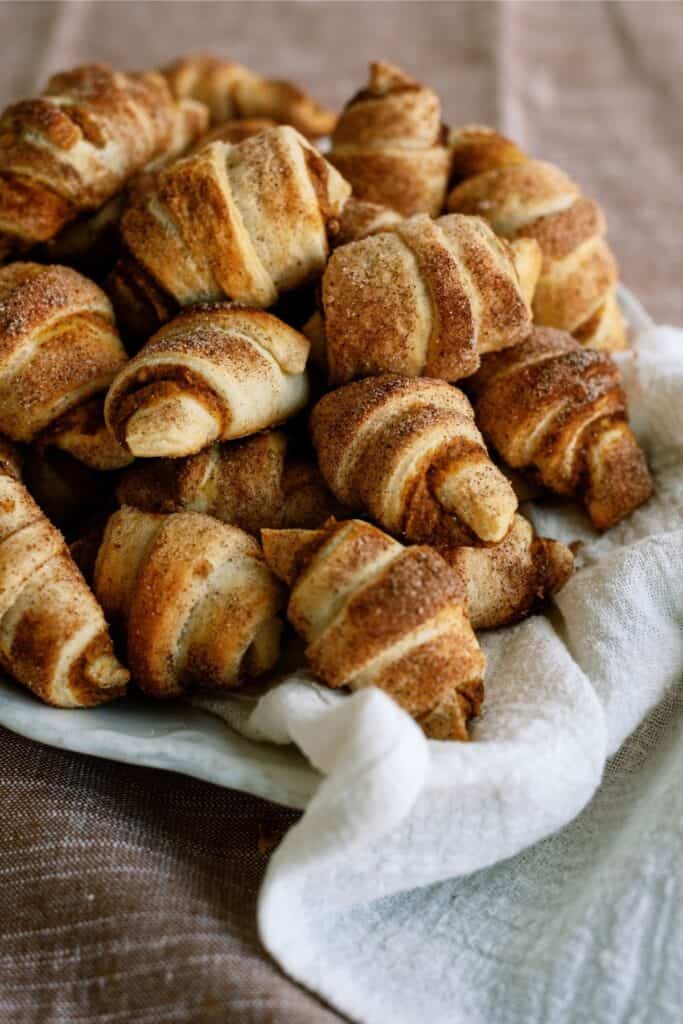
[0,64,191,254]
[111,125,350,337]
[262,519,485,740]
[310,375,518,545]
[0,262,129,469]
[93,506,283,697]
[329,196,402,248]
[317,213,533,386]
[448,125,527,182]
[330,62,450,217]
[470,326,653,528]
[38,97,210,275]
[197,118,277,146]
[447,130,627,351]
[116,429,344,532]
[445,513,574,629]
[162,53,336,138]
[104,303,310,458]
[0,469,129,707]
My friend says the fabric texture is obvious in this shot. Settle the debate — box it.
[0,3,682,1022]
[194,315,683,1024]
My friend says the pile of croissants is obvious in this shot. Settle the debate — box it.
[0,55,654,740]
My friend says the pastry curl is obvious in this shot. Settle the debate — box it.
[0,64,200,257]
[108,125,350,336]
[469,327,653,529]
[262,519,486,740]
[116,429,344,533]
[39,96,210,275]
[311,375,574,627]
[313,213,534,385]
[0,262,131,469]
[329,62,451,216]
[310,375,517,544]
[104,304,310,458]
[93,507,284,697]
[444,513,574,630]
[447,126,627,351]
[162,53,336,138]
[0,469,129,706]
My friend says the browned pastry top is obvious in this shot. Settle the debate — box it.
[162,53,336,138]
[329,61,451,217]
[0,64,189,253]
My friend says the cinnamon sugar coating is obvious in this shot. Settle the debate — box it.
[0,64,203,257]
[310,375,517,544]
[93,507,284,698]
[330,62,451,217]
[162,53,336,138]
[109,125,350,337]
[0,469,129,706]
[315,213,533,386]
[117,429,345,533]
[470,327,653,529]
[447,125,627,351]
[105,303,310,458]
[0,262,130,469]
[262,519,485,741]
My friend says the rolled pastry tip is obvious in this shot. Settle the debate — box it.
[429,453,518,544]
[123,391,221,458]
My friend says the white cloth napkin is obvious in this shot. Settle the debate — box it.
[195,309,683,1024]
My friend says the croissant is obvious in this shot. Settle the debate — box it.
[262,519,486,740]
[162,53,336,138]
[469,327,653,529]
[447,126,627,351]
[0,64,203,258]
[93,506,283,697]
[108,125,350,337]
[314,213,534,386]
[0,469,129,706]
[0,262,131,470]
[116,429,344,534]
[329,62,451,217]
[310,375,518,544]
[39,96,210,276]
[105,304,310,458]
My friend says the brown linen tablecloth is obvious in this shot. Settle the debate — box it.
[0,3,681,1022]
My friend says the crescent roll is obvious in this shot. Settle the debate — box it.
[329,61,451,216]
[0,262,131,470]
[0,64,203,258]
[447,126,627,351]
[310,375,518,545]
[313,213,534,385]
[262,518,486,740]
[162,53,336,138]
[104,304,310,458]
[470,327,653,529]
[94,507,284,697]
[116,429,344,534]
[0,469,129,706]
[108,125,350,336]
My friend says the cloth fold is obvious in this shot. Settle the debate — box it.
[195,319,683,1023]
